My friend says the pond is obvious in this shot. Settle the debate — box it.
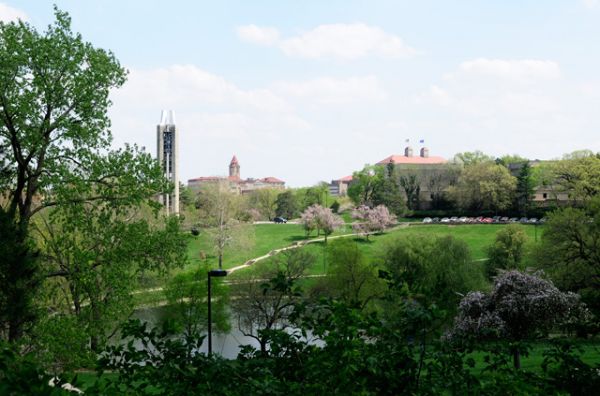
[132,306,321,359]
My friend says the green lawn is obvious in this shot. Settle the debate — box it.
[467,341,600,373]
[225,223,542,279]
[185,223,354,271]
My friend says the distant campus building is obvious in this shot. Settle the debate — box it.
[330,146,451,208]
[188,155,285,194]
[331,145,570,209]
[157,110,179,214]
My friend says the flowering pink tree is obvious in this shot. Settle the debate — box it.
[319,207,345,243]
[352,205,396,240]
[301,204,344,242]
[300,204,321,236]
[449,270,582,369]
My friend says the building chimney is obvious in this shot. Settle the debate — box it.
[404,146,413,157]
[420,147,429,158]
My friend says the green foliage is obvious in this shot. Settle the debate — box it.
[515,162,535,216]
[275,190,299,219]
[316,239,385,309]
[231,249,316,353]
[485,224,528,279]
[84,295,600,395]
[541,339,600,394]
[496,154,530,167]
[31,314,93,373]
[164,266,230,338]
[552,153,600,202]
[0,341,72,395]
[449,161,517,214]
[329,200,340,213]
[247,188,279,220]
[537,197,600,319]
[379,234,485,319]
[348,165,405,215]
[0,7,127,340]
[38,207,187,353]
[453,150,495,166]
[196,181,254,269]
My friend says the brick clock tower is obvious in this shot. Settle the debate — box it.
[229,155,240,179]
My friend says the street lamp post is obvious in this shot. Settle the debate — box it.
[207,269,227,356]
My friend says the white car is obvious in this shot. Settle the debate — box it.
[422,217,433,224]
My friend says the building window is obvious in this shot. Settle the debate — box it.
[543,193,547,199]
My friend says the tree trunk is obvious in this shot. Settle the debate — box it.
[513,348,521,370]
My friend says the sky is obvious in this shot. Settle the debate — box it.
[2,1,600,187]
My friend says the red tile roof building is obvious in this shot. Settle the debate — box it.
[188,155,285,194]
[330,147,448,197]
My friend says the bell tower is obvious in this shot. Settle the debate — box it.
[229,155,240,179]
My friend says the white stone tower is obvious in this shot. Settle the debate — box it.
[156,110,179,214]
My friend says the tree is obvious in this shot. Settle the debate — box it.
[37,201,187,352]
[300,204,344,242]
[0,209,39,341]
[485,225,528,279]
[449,162,517,214]
[449,271,581,369]
[552,153,600,203]
[275,190,298,219]
[536,197,600,317]
[351,204,396,240]
[196,181,254,269]
[248,188,279,220]
[164,266,229,340]
[379,234,484,319]
[348,165,382,208]
[348,165,405,215]
[496,154,529,168]
[231,249,315,354]
[514,162,535,216]
[0,9,127,340]
[399,173,421,210]
[426,167,460,210]
[452,151,494,166]
[316,239,385,309]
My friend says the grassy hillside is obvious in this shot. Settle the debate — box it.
[220,223,541,279]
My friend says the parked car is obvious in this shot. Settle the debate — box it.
[539,217,547,224]
[273,217,287,223]
[519,217,529,223]
[441,217,451,223]
[458,216,468,223]
[481,217,493,223]
[450,216,459,222]
[528,218,538,223]
[509,217,519,223]
[422,217,433,224]
[432,217,440,223]
[500,217,509,222]
[474,216,484,223]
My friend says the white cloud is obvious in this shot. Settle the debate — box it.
[411,57,600,161]
[237,23,417,60]
[236,24,280,46]
[583,0,599,9]
[0,2,27,22]
[273,76,386,104]
[108,65,316,184]
[118,65,290,113]
[458,58,560,83]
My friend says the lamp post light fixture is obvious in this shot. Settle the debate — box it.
[207,268,227,356]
